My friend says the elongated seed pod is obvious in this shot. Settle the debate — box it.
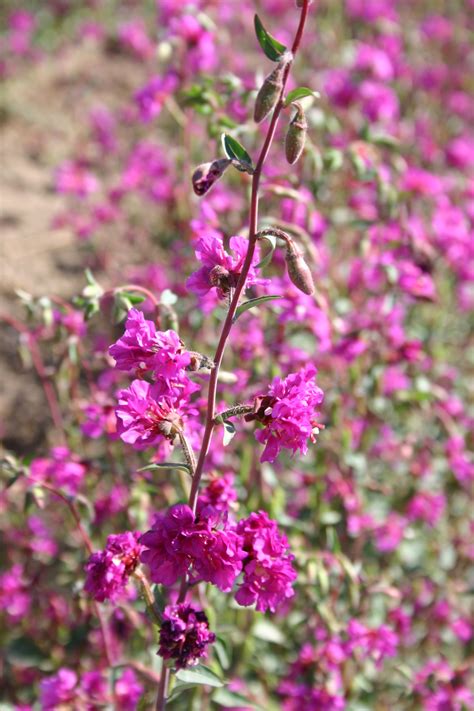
[285,103,308,165]
[254,62,285,123]
[285,243,315,295]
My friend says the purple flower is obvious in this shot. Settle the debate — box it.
[346,620,398,669]
[115,380,192,450]
[197,472,238,515]
[187,234,266,299]
[40,669,78,710]
[55,160,98,197]
[235,511,297,613]
[84,531,142,602]
[30,447,86,495]
[0,564,31,621]
[140,504,245,592]
[115,668,144,710]
[159,603,216,669]
[135,73,179,122]
[109,308,190,380]
[245,365,324,463]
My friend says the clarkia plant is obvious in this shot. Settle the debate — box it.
[1,0,473,709]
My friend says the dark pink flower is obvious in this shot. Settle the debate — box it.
[135,74,179,122]
[159,603,216,669]
[115,380,192,450]
[30,447,86,496]
[40,669,78,710]
[109,308,190,380]
[115,668,144,710]
[84,531,142,602]
[235,511,297,613]
[140,504,245,591]
[187,234,266,299]
[245,365,324,463]
[197,472,238,515]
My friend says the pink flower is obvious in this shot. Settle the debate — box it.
[115,668,144,710]
[40,669,78,710]
[406,492,446,526]
[30,447,86,496]
[118,20,154,60]
[140,504,245,591]
[0,564,31,621]
[346,620,399,669]
[135,73,179,122]
[109,308,190,380]
[187,234,266,299]
[159,604,216,669]
[235,511,297,613]
[245,365,324,463]
[115,380,193,450]
[197,472,238,515]
[55,161,98,197]
[84,532,142,602]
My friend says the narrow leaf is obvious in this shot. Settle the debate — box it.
[284,87,320,106]
[212,688,259,709]
[233,295,281,322]
[175,665,224,688]
[254,14,287,62]
[138,462,192,475]
[222,420,236,447]
[256,233,277,269]
[222,133,252,168]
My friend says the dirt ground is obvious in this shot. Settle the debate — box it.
[0,42,138,452]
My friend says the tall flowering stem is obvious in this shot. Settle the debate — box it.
[154,2,311,708]
[186,0,310,515]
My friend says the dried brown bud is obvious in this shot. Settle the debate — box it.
[285,103,307,165]
[254,62,286,123]
[192,158,231,196]
[285,243,315,295]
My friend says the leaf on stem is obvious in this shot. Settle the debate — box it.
[175,665,224,688]
[284,87,320,106]
[221,133,253,171]
[254,15,287,62]
[256,233,278,269]
[222,420,236,447]
[138,462,192,476]
[233,295,282,322]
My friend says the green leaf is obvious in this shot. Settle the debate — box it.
[222,420,236,447]
[221,133,253,168]
[233,295,281,322]
[256,233,277,269]
[175,665,224,688]
[252,619,287,645]
[212,688,259,709]
[284,87,319,106]
[254,14,287,62]
[7,637,47,667]
[138,462,192,476]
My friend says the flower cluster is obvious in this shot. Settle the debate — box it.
[159,604,216,669]
[84,531,142,602]
[245,365,324,463]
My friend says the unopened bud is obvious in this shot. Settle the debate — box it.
[285,243,315,295]
[296,0,314,6]
[192,158,231,196]
[254,62,286,123]
[285,103,307,165]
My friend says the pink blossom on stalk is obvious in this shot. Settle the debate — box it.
[406,492,446,526]
[0,564,31,621]
[235,511,297,613]
[346,620,399,669]
[55,160,98,197]
[115,668,144,710]
[40,669,78,710]
[109,308,190,379]
[118,20,154,60]
[245,365,324,463]
[115,379,195,450]
[134,73,179,122]
[84,531,142,602]
[197,472,238,515]
[30,447,86,496]
[187,234,266,299]
[158,603,216,669]
[140,504,245,591]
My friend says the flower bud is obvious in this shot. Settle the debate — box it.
[285,243,315,295]
[285,103,307,165]
[192,158,231,196]
[296,0,314,6]
[254,62,286,123]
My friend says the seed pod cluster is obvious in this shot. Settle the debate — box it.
[192,158,231,196]
[254,62,286,123]
[285,242,315,295]
[285,102,307,165]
